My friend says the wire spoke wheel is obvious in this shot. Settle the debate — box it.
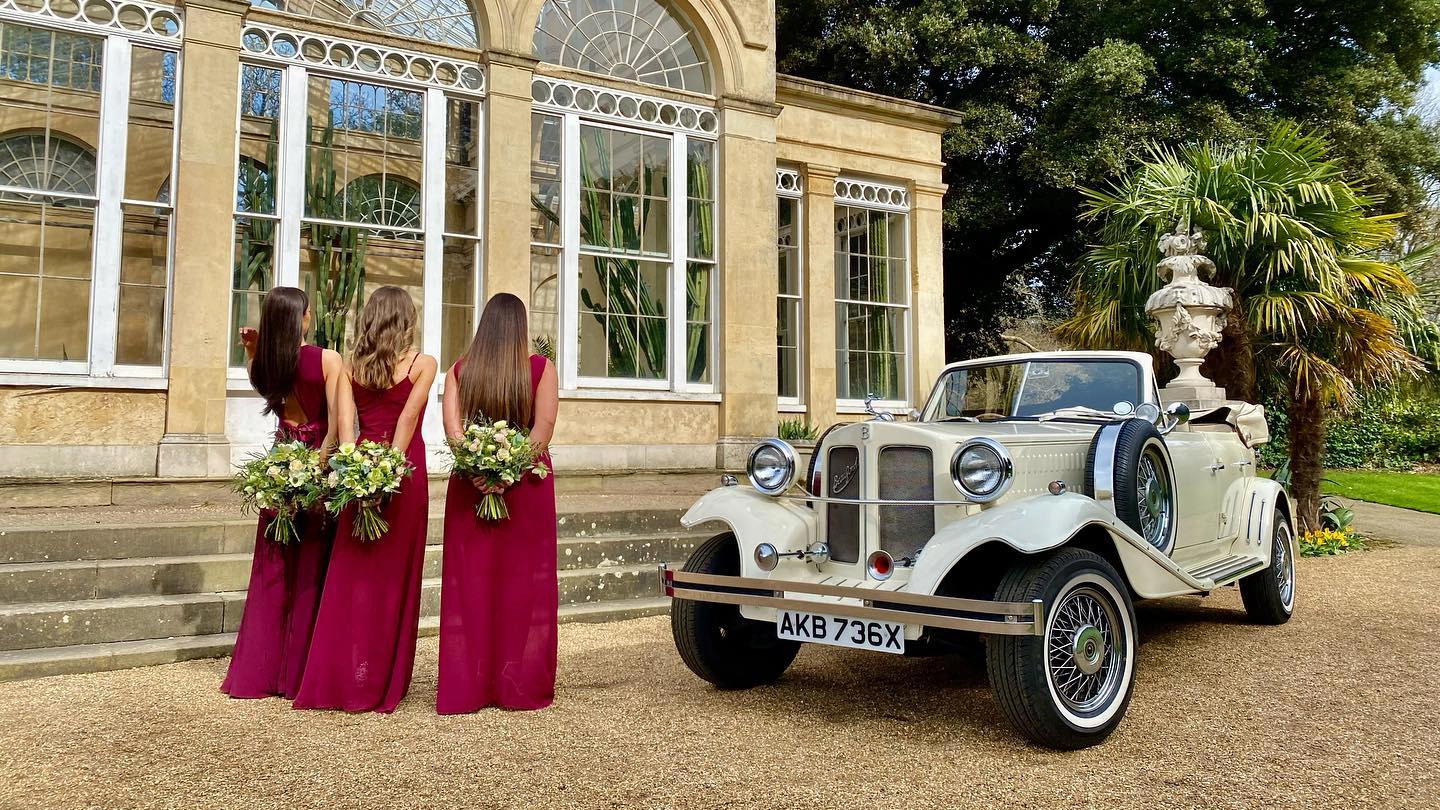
[1135,447,1172,551]
[1045,583,1128,716]
[1274,520,1295,610]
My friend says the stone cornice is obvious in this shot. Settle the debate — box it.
[777,74,960,133]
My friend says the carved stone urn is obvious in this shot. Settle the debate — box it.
[1145,226,1233,408]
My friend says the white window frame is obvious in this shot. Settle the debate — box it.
[226,24,486,392]
[776,167,804,410]
[0,2,182,385]
[833,176,913,413]
[535,75,719,395]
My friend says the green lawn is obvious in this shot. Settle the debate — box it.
[1323,470,1440,515]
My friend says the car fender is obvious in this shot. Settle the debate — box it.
[908,493,1206,600]
[1230,476,1292,560]
[681,487,817,577]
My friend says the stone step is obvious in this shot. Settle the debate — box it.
[0,598,672,683]
[0,533,702,605]
[0,470,718,509]
[0,564,669,652]
[0,505,696,564]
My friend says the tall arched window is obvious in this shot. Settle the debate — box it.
[251,0,481,49]
[533,0,711,94]
[0,132,98,199]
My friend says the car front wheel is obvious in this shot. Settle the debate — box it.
[985,548,1138,749]
[671,533,801,689]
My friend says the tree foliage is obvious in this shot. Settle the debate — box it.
[1057,123,1434,529]
[776,0,1440,358]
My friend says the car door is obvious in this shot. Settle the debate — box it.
[1163,427,1227,550]
[1203,430,1253,542]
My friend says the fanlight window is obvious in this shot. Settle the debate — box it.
[250,0,481,50]
[0,133,98,200]
[342,174,421,229]
[533,0,711,94]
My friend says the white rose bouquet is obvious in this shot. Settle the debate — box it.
[447,418,550,521]
[232,440,327,545]
[325,440,414,542]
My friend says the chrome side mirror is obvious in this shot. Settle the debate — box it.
[1159,402,1190,435]
[864,392,896,422]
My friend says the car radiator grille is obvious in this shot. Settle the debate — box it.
[825,445,861,563]
[878,446,935,560]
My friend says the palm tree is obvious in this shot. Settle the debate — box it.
[1060,123,1429,530]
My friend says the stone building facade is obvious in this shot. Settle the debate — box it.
[0,0,954,477]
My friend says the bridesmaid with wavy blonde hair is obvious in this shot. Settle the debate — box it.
[294,286,436,713]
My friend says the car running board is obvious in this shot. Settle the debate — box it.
[1185,554,1267,587]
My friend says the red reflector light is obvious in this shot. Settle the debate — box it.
[866,550,894,581]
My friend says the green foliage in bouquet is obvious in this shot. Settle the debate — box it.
[326,440,413,542]
[232,441,327,545]
[448,418,551,521]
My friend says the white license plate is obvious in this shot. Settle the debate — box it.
[776,610,905,654]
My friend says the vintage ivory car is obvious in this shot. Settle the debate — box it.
[661,351,1295,749]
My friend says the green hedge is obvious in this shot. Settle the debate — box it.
[1259,388,1440,469]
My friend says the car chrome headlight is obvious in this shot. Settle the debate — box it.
[950,438,1014,502]
[747,439,797,495]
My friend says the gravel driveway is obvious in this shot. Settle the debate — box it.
[2,543,1437,809]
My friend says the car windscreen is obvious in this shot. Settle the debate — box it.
[927,360,1143,419]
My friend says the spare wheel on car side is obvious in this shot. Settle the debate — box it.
[1085,418,1178,556]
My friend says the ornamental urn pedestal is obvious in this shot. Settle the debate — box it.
[1145,227,1234,410]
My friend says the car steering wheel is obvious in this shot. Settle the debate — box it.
[976,412,1008,421]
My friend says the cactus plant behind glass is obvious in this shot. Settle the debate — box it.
[304,119,368,351]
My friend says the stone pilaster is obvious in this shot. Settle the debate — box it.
[158,0,249,477]
[715,99,782,469]
[910,182,948,402]
[802,164,839,424]
[481,52,538,306]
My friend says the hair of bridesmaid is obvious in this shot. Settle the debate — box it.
[250,285,309,416]
[457,292,533,428]
[351,285,418,390]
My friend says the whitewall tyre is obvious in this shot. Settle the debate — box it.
[985,548,1138,749]
[1240,510,1296,625]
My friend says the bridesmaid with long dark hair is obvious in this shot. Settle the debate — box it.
[294,286,436,713]
[222,286,342,700]
[437,292,560,713]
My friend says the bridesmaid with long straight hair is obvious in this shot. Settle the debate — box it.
[437,292,560,713]
[294,286,437,713]
[222,286,342,699]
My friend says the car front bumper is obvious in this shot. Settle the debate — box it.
[659,564,1045,637]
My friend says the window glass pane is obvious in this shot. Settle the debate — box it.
[124,47,176,202]
[687,140,713,260]
[685,261,710,384]
[530,113,562,245]
[1,22,102,93]
[306,77,423,228]
[533,0,711,94]
[230,214,276,365]
[529,244,560,355]
[440,235,478,370]
[116,204,168,365]
[236,65,280,215]
[577,255,667,380]
[444,97,479,235]
[835,301,904,401]
[299,227,423,352]
[0,199,92,360]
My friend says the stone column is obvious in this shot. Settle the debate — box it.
[481,52,537,305]
[801,164,838,425]
[715,100,782,469]
[157,0,249,477]
[910,182,947,402]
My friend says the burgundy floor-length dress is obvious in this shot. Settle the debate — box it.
[222,344,334,700]
[293,359,429,713]
[437,354,558,713]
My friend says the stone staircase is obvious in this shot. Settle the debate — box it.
[0,472,717,682]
